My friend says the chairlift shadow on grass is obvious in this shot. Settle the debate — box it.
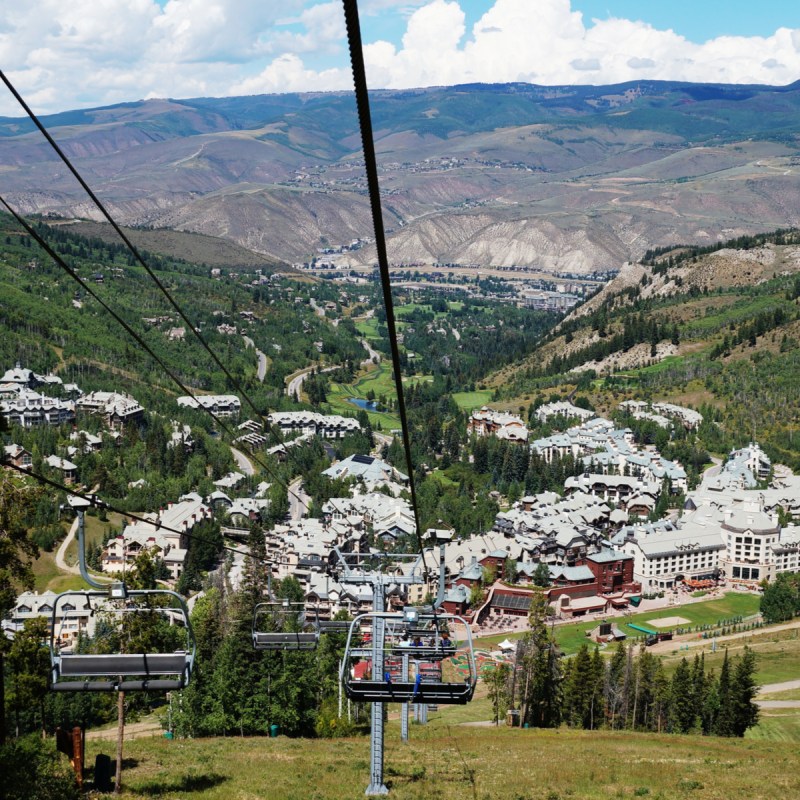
[130,771,229,795]
[384,763,427,787]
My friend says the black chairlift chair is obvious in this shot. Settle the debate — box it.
[252,600,320,650]
[49,496,195,693]
[341,610,477,705]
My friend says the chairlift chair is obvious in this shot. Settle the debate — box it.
[252,600,320,650]
[341,610,476,705]
[50,585,195,692]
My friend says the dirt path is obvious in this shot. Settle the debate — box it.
[54,517,81,574]
[86,720,164,741]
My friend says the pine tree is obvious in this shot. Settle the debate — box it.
[563,644,593,728]
[604,642,627,729]
[730,647,759,737]
[519,591,561,728]
[669,657,696,733]
[714,650,734,736]
[588,645,606,730]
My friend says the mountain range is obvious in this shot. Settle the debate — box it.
[2,80,800,271]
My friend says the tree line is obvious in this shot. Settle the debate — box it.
[488,595,760,737]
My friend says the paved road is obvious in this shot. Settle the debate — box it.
[309,297,326,318]
[756,677,800,708]
[286,364,337,398]
[758,700,800,708]
[759,679,800,695]
[230,446,255,477]
[360,337,381,367]
[243,335,268,382]
[288,476,311,521]
[255,349,268,381]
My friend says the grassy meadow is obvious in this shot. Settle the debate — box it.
[84,719,800,800]
[73,599,800,799]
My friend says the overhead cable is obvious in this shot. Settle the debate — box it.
[0,69,271,428]
[0,199,309,508]
[3,460,267,566]
[341,0,430,576]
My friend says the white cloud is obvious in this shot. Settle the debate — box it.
[229,54,349,96]
[268,2,345,55]
[0,0,799,116]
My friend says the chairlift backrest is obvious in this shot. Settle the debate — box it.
[50,588,195,693]
[252,601,319,651]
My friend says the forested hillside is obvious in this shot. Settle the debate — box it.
[492,228,800,470]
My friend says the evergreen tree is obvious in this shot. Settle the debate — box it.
[604,643,627,729]
[563,644,594,729]
[730,647,759,737]
[6,617,50,738]
[519,591,561,728]
[714,650,734,737]
[669,658,696,733]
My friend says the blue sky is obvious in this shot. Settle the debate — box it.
[2,0,800,115]
[357,0,800,48]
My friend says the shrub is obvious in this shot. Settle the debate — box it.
[0,735,80,800]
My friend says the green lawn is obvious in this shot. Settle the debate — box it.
[747,710,800,742]
[32,549,63,593]
[429,469,458,488]
[452,389,494,411]
[326,362,401,428]
[32,548,105,593]
[657,625,800,686]
[326,362,434,429]
[64,511,125,565]
[354,318,380,340]
[472,593,761,656]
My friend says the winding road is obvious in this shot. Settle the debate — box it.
[55,517,81,575]
[230,446,256,477]
[243,335,268,382]
[288,476,311,520]
[286,364,338,398]
[360,337,381,367]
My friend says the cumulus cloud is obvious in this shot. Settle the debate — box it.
[268,2,345,55]
[1,0,799,115]
[571,58,600,71]
[229,53,349,95]
[628,57,656,69]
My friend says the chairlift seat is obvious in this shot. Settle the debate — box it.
[252,631,318,650]
[344,680,473,705]
[317,620,351,633]
[252,601,320,651]
[52,653,191,692]
[49,588,196,694]
[341,610,476,705]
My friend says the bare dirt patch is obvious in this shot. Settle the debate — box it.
[649,616,690,628]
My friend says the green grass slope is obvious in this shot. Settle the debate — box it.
[86,723,800,800]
